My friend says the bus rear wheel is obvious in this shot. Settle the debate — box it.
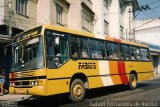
[128,73,137,90]
[69,79,86,102]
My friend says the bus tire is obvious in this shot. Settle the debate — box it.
[128,73,137,90]
[69,79,86,102]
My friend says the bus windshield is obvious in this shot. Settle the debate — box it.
[12,36,44,71]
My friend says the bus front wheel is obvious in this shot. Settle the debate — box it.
[128,73,137,90]
[69,79,86,102]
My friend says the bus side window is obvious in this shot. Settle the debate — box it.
[46,36,54,57]
[46,31,69,68]
[79,38,88,58]
[88,39,105,59]
[130,46,135,60]
[97,41,105,59]
[120,45,130,60]
[88,39,96,59]
[131,53,135,60]
[107,42,119,60]
[140,48,150,61]
[130,46,141,60]
[120,45,124,60]
[135,47,141,60]
[82,50,88,58]
[106,42,112,59]
[70,36,80,58]
[125,45,130,60]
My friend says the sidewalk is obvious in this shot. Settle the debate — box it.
[0,94,31,101]
[153,73,160,79]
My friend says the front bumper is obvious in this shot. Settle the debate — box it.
[9,85,47,96]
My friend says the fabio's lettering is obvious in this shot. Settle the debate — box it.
[78,62,96,69]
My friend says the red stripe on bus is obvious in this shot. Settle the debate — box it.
[114,39,121,43]
[117,61,128,84]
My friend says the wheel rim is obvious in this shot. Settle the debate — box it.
[73,84,83,98]
[131,75,137,88]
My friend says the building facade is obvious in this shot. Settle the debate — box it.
[0,0,38,88]
[135,19,160,74]
[37,0,70,27]
[68,0,94,32]
[92,0,139,40]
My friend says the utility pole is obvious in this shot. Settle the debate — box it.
[8,0,12,37]
[128,8,132,41]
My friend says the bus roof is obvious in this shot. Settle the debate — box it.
[15,24,148,48]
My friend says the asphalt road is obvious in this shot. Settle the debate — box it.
[2,78,160,107]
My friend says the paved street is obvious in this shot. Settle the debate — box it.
[0,74,160,107]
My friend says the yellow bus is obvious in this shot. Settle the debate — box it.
[9,24,154,102]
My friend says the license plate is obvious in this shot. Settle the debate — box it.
[18,89,24,94]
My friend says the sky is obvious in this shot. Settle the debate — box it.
[136,0,160,20]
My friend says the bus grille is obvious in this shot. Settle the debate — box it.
[15,81,30,86]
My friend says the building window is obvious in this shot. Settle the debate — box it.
[120,25,124,38]
[104,0,109,9]
[104,21,109,35]
[56,4,63,25]
[82,10,93,32]
[16,0,28,15]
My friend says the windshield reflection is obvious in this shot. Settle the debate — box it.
[12,36,44,71]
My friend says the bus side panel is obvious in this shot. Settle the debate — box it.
[88,61,126,89]
[46,78,71,95]
[89,60,122,88]
[138,72,154,82]
[87,77,105,89]
[46,60,154,95]
[46,60,104,95]
[137,62,154,81]
[125,61,154,81]
[109,61,122,85]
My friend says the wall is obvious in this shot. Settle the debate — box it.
[92,0,104,36]
[68,0,82,30]
[0,0,5,25]
[135,20,160,45]
[10,0,38,30]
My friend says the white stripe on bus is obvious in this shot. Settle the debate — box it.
[98,61,114,86]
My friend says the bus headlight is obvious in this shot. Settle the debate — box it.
[31,81,34,86]
[30,81,39,86]
[34,81,38,85]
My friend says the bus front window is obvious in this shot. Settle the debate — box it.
[12,36,44,71]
